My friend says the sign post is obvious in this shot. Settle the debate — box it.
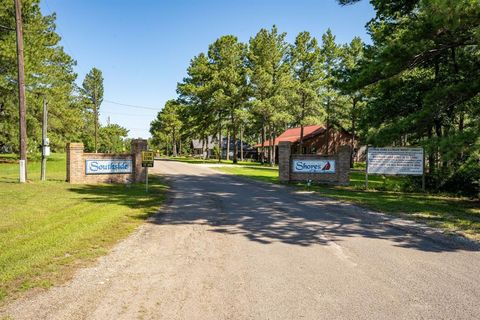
[365,147,369,189]
[141,151,154,193]
[422,152,426,192]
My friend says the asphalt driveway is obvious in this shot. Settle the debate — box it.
[3,160,480,319]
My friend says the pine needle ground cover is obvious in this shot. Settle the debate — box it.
[215,166,480,241]
[0,154,167,304]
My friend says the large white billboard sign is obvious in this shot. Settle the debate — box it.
[367,147,423,175]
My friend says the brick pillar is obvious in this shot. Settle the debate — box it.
[67,143,84,183]
[131,139,148,183]
[278,141,292,183]
[337,145,351,185]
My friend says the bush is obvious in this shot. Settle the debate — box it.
[443,160,480,198]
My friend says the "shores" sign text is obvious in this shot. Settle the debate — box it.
[292,160,336,173]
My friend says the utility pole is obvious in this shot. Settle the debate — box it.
[94,87,98,153]
[41,97,48,181]
[14,0,27,182]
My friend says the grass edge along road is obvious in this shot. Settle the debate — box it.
[0,154,167,305]
[214,165,480,242]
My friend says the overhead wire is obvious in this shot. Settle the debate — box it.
[103,99,162,111]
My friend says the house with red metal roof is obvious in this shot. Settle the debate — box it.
[255,124,362,162]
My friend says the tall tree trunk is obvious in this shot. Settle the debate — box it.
[428,126,435,174]
[272,133,277,165]
[268,123,273,164]
[226,130,230,161]
[326,98,330,155]
[350,97,356,167]
[299,94,305,154]
[172,129,177,157]
[260,122,265,163]
[459,112,465,161]
[299,125,304,154]
[232,113,238,164]
[179,138,182,156]
[240,126,244,162]
[218,113,222,162]
[434,119,444,170]
[433,59,441,171]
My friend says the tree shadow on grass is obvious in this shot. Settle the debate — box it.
[311,187,480,232]
[68,176,169,220]
[147,170,479,253]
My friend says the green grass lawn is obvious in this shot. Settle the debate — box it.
[0,154,167,304]
[215,166,480,241]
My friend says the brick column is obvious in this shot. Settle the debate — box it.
[278,141,292,183]
[131,139,148,183]
[337,145,351,185]
[67,143,84,183]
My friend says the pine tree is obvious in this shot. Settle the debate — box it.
[150,100,183,156]
[81,68,104,153]
[290,31,323,153]
[247,26,293,164]
[208,35,248,163]
[0,0,80,153]
[343,0,480,196]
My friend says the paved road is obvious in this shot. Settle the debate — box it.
[3,160,480,319]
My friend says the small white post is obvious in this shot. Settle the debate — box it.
[19,159,26,183]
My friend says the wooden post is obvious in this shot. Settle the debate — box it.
[94,87,98,153]
[422,149,426,192]
[14,0,27,182]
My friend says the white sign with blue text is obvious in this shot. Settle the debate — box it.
[85,159,133,175]
[292,160,336,173]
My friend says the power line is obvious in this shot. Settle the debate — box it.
[102,111,154,117]
[103,99,162,111]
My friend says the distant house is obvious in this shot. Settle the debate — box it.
[255,125,363,162]
[191,136,257,159]
[220,138,257,160]
[191,136,217,158]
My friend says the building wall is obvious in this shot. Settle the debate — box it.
[302,129,356,155]
[279,141,350,185]
[67,139,147,184]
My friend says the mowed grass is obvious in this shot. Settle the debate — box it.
[215,166,480,241]
[0,154,167,304]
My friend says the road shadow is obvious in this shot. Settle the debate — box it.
[148,171,479,253]
[68,176,169,220]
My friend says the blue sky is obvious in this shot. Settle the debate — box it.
[40,0,375,138]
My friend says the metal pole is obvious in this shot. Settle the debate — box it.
[422,148,425,192]
[41,98,47,181]
[365,146,369,189]
[145,167,148,193]
[14,0,27,182]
